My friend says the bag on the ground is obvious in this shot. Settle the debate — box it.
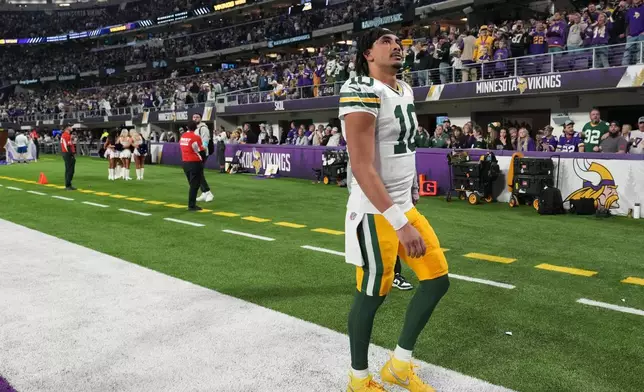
[538,187,565,215]
[570,198,596,215]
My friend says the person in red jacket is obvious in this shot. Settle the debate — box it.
[180,121,207,211]
[60,126,76,190]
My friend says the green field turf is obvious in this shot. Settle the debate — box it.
[1,157,643,392]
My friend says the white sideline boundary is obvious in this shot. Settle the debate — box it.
[83,201,109,208]
[27,191,47,196]
[301,245,345,256]
[118,209,151,217]
[577,298,644,317]
[0,219,513,392]
[163,217,204,227]
[6,187,22,191]
[52,196,74,201]
[222,229,275,241]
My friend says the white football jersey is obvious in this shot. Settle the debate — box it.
[629,130,644,154]
[339,76,417,214]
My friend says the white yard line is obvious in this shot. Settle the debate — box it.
[301,245,345,257]
[577,298,644,317]
[0,219,514,392]
[222,229,274,241]
[27,191,47,196]
[7,187,22,191]
[163,218,205,227]
[83,202,109,208]
[118,209,151,217]
[52,196,74,201]
[449,273,516,289]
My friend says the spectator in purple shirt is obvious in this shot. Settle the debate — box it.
[540,125,558,152]
[591,13,612,68]
[622,0,644,65]
[547,12,568,52]
[493,40,511,78]
[516,128,536,152]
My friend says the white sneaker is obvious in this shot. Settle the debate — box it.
[196,193,206,202]
[204,191,214,202]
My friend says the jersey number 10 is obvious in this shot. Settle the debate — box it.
[394,104,417,154]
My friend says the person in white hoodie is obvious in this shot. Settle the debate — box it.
[15,131,29,163]
[326,127,342,147]
[193,113,214,202]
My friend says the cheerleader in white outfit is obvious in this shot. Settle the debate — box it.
[130,129,147,180]
[104,132,118,180]
[118,129,133,180]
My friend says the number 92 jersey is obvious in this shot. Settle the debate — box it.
[339,76,417,215]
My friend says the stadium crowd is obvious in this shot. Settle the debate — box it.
[0,0,643,120]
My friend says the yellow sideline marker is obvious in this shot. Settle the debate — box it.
[535,263,598,277]
[214,211,240,217]
[275,222,306,229]
[94,192,111,196]
[126,197,145,201]
[198,209,213,213]
[464,253,516,264]
[44,184,58,188]
[109,194,128,199]
[165,204,187,209]
[242,216,271,223]
[441,248,450,252]
[78,189,96,194]
[312,228,344,236]
[621,276,644,286]
[145,200,167,205]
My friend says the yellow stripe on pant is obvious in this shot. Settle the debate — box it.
[355,207,449,296]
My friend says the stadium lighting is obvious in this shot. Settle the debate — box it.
[59,3,71,6]
[461,17,468,21]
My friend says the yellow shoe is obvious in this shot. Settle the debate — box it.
[380,356,436,392]
[347,373,388,392]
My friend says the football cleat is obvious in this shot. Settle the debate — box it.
[347,373,388,392]
[393,274,413,291]
[380,356,435,392]
[196,193,206,202]
[204,191,214,202]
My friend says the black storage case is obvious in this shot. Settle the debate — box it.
[513,157,554,176]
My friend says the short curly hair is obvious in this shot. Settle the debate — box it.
[355,27,397,76]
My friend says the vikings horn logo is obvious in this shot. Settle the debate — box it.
[251,148,262,174]
[565,159,619,209]
[516,77,528,94]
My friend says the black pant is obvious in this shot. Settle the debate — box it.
[62,153,76,187]
[395,257,402,275]
[199,155,211,193]
[34,140,39,159]
[183,161,204,208]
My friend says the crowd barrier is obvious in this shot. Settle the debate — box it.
[150,143,644,217]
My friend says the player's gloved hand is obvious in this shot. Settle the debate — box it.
[396,223,426,259]
[412,188,420,205]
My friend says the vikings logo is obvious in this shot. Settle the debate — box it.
[516,77,528,94]
[566,160,619,209]
[251,148,262,174]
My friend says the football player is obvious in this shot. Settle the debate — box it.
[340,28,449,392]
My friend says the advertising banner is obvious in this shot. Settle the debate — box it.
[426,65,644,100]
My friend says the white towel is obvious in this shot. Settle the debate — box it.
[344,210,365,267]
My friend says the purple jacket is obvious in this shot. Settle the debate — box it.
[493,48,510,71]
[541,135,558,152]
[590,24,611,46]
[547,20,568,48]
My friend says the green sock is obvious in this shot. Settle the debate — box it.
[397,275,450,350]
[348,290,386,370]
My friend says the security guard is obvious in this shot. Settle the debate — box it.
[60,126,76,190]
[180,121,206,211]
[193,113,214,202]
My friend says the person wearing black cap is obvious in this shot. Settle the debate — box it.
[598,121,628,153]
[180,121,206,211]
